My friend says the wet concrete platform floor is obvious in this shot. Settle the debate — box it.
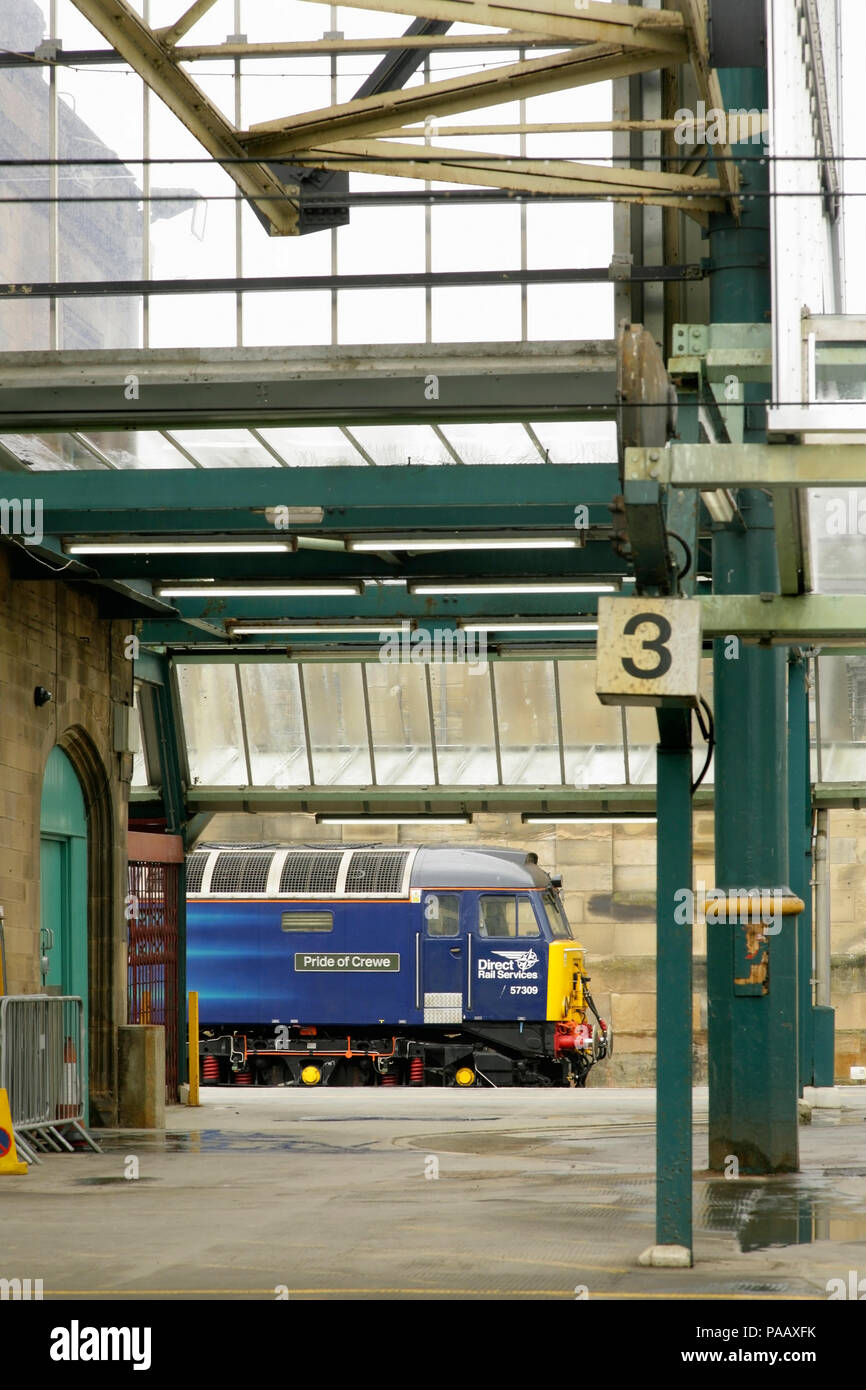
[3,1088,865,1300]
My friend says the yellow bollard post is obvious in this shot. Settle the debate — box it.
[188,991,200,1107]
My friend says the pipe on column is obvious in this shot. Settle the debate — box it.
[813,809,831,1009]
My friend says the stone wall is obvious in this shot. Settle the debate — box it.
[0,547,134,1120]
[203,807,866,1086]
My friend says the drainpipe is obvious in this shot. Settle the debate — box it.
[813,810,831,1008]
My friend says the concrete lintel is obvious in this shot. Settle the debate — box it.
[699,594,866,642]
[627,443,866,490]
[0,341,618,430]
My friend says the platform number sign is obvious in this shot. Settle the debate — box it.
[596,597,701,708]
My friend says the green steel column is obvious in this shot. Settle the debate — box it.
[655,718,694,1253]
[708,65,799,1172]
[788,651,814,1092]
[150,660,189,1086]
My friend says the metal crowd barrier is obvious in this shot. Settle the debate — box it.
[0,995,101,1163]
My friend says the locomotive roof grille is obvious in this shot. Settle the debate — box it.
[280,851,342,895]
[344,850,409,895]
[187,844,550,896]
[210,851,273,894]
[186,852,208,895]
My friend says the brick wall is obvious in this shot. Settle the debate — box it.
[204,807,866,1086]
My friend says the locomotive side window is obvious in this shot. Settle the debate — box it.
[280,911,334,932]
[478,895,540,938]
[425,894,460,937]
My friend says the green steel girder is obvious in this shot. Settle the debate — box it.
[142,590,609,637]
[135,655,186,835]
[127,781,866,813]
[135,593,866,652]
[17,541,626,587]
[0,342,617,430]
[0,464,620,533]
[129,784,712,814]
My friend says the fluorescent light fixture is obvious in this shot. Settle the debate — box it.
[522,814,656,825]
[701,489,736,524]
[409,582,617,596]
[315,815,471,826]
[460,621,598,634]
[231,624,401,636]
[66,541,293,555]
[349,537,582,552]
[262,506,325,525]
[157,584,362,598]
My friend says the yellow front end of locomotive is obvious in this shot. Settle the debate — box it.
[546,942,589,1022]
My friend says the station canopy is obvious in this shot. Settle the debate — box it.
[0,0,862,816]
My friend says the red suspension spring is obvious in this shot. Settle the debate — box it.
[409,1057,424,1085]
[202,1055,220,1083]
[381,1072,398,1086]
[234,1067,253,1085]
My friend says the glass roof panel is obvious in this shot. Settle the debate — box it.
[303,664,373,783]
[176,663,248,785]
[0,433,103,470]
[339,289,426,345]
[527,422,617,464]
[166,430,280,468]
[809,488,866,593]
[256,427,366,466]
[239,664,309,787]
[559,660,625,784]
[348,425,451,467]
[435,422,541,465]
[432,286,522,343]
[243,292,332,348]
[816,655,866,782]
[148,295,238,349]
[528,283,615,341]
[366,663,436,785]
[494,662,561,784]
[151,652,847,796]
[428,663,498,783]
[81,432,192,470]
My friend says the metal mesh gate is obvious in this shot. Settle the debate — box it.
[127,856,180,1103]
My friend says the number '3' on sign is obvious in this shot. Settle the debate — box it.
[595,597,702,708]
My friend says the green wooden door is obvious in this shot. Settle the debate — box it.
[40,748,88,1120]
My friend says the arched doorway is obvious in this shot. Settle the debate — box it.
[40,746,88,1119]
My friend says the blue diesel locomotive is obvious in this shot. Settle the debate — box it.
[187,843,611,1087]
